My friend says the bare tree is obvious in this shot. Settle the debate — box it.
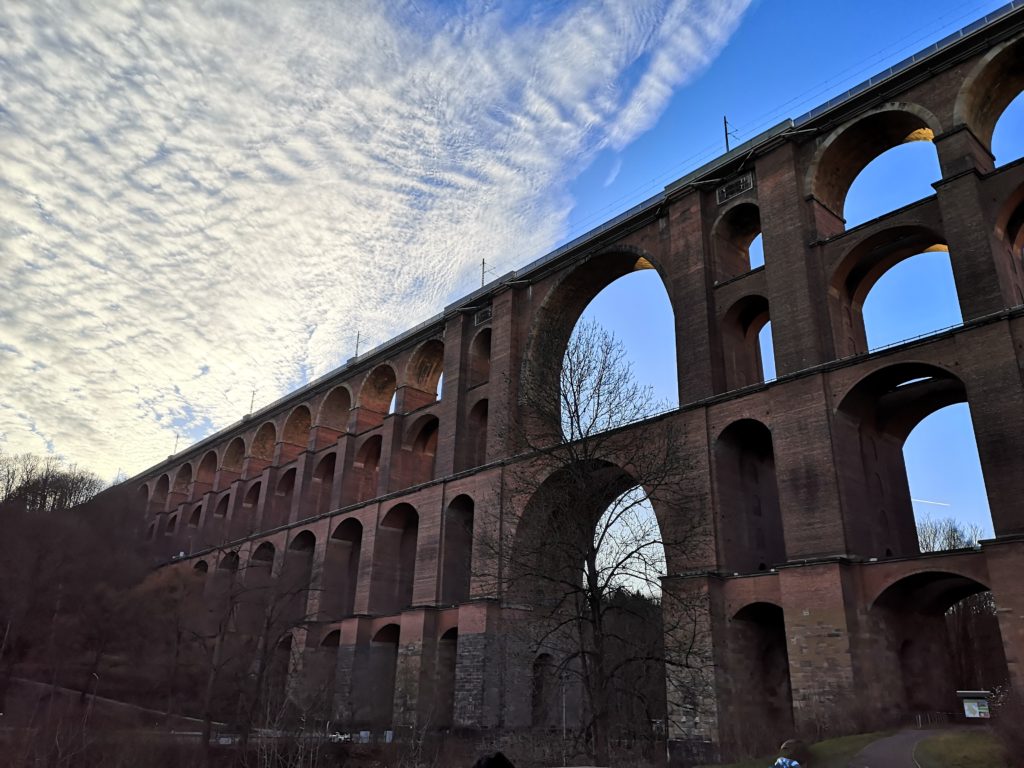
[486,319,709,766]
[916,514,1005,691]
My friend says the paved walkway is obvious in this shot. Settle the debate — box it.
[847,729,940,768]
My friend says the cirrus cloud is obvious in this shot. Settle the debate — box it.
[0,0,750,479]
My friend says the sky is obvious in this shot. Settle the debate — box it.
[1,0,1021,537]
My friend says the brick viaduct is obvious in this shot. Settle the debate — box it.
[118,5,1024,763]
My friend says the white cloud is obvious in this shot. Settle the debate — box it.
[0,0,750,480]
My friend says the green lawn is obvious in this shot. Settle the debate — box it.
[699,730,892,768]
[915,730,1008,768]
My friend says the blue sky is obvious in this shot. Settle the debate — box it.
[1,0,1020,538]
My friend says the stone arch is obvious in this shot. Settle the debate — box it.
[194,559,209,573]
[714,419,784,573]
[164,512,178,536]
[283,405,312,447]
[404,414,439,485]
[359,365,398,420]
[406,338,445,398]
[352,435,382,503]
[441,494,474,604]
[281,529,317,623]
[723,602,792,755]
[834,362,974,558]
[531,652,559,728]
[135,483,150,513]
[174,462,193,493]
[317,386,352,430]
[242,541,277,633]
[807,103,943,223]
[252,422,277,461]
[828,225,953,356]
[322,516,362,619]
[996,182,1024,307]
[218,551,240,572]
[213,493,230,518]
[233,480,262,539]
[371,503,419,614]
[223,437,246,472]
[468,327,492,388]
[720,294,772,389]
[865,570,1008,720]
[367,624,400,727]
[312,452,337,516]
[270,468,297,528]
[511,458,675,605]
[187,503,202,528]
[458,399,488,472]
[954,32,1024,156]
[435,627,458,729]
[712,201,763,282]
[522,245,673,417]
[196,450,217,485]
[153,474,170,506]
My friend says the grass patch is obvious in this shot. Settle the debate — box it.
[699,730,892,768]
[915,730,1008,768]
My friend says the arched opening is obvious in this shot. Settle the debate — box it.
[714,420,785,573]
[135,484,150,514]
[713,202,763,281]
[758,321,775,381]
[223,437,246,472]
[352,436,382,502]
[194,560,209,574]
[906,405,993,541]
[312,453,337,516]
[371,504,419,614]
[861,250,962,350]
[252,422,277,461]
[843,142,941,229]
[572,270,679,416]
[283,405,312,447]
[468,328,491,388]
[992,91,1024,167]
[834,364,993,557]
[318,386,352,431]
[281,530,316,623]
[233,481,262,539]
[308,629,341,717]
[271,468,297,529]
[153,474,170,507]
[405,416,439,486]
[174,463,193,494]
[359,365,397,426]
[512,461,670,747]
[867,572,1008,723]
[458,399,488,472]
[531,653,559,728]
[322,517,362,619]
[164,513,178,536]
[720,295,774,389]
[266,634,293,715]
[441,495,474,604]
[240,541,275,633]
[435,627,458,729]
[725,603,792,756]
[188,503,202,528]
[525,249,678,427]
[218,551,240,572]
[407,339,445,404]
[213,494,229,518]
[996,186,1024,308]
[829,226,954,356]
[145,522,156,541]
[367,624,400,727]
[196,450,217,485]
[810,106,940,233]
[956,34,1024,165]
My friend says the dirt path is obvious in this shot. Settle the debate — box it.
[847,729,940,768]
